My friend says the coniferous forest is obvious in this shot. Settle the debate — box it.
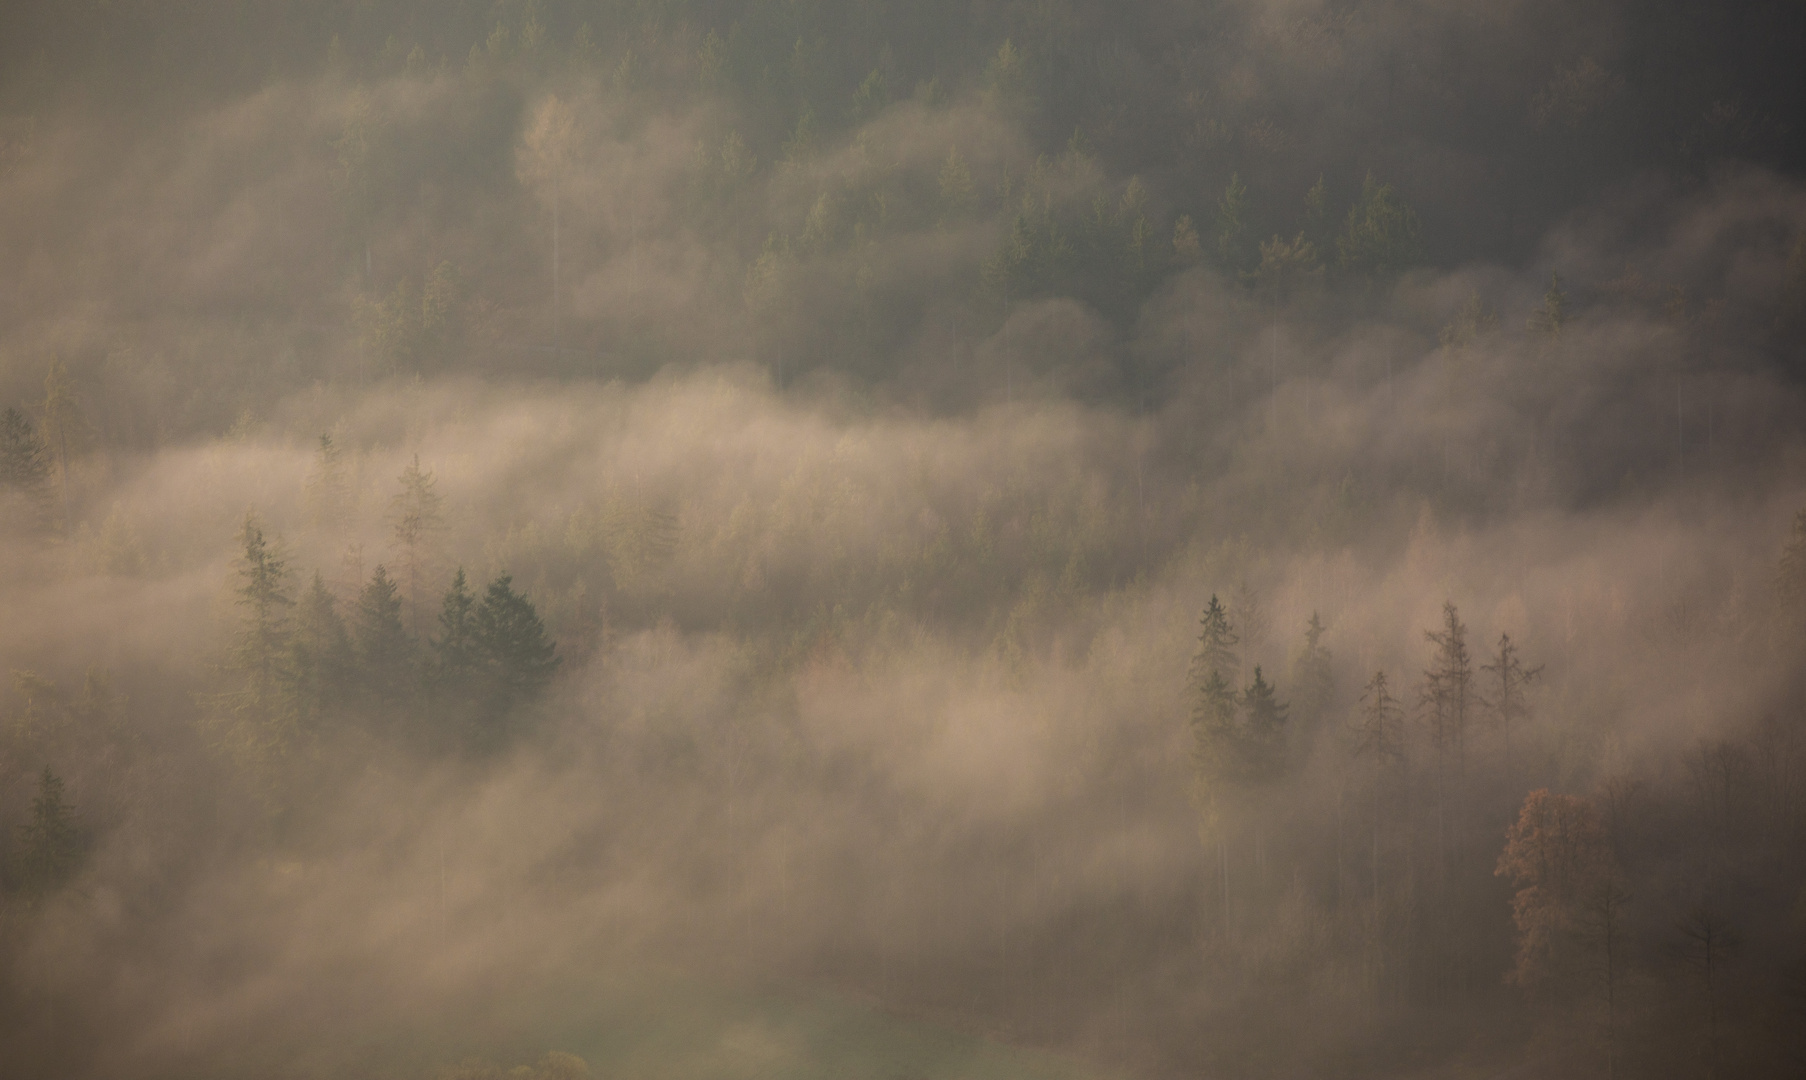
[2,2,1806,1077]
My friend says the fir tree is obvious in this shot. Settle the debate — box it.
[355,565,415,710]
[1481,632,1542,769]
[227,513,294,744]
[1241,666,1289,782]
[1190,594,1240,687]
[1420,601,1475,770]
[471,574,560,738]
[1215,173,1251,272]
[389,454,446,636]
[1337,173,1421,282]
[0,405,52,534]
[1290,612,1334,753]
[286,572,353,730]
[15,766,81,896]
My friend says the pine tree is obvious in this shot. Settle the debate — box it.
[389,454,446,636]
[1527,271,1568,338]
[1290,612,1334,753]
[304,432,353,530]
[471,574,560,737]
[0,405,52,535]
[355,565,414,710]
[1481,632,1541,769]
[1336,173,1421,282]
[15,766,81,896]
[39,359,86,533]
[285,571,354,733]
[1420,601,1474,771]
[1241,666,1289,782]
[1215,173,1251,272]
[227,513,294,743]
[1190,594,1240,687]
[938,147,975,217]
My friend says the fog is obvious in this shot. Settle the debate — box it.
[3,3,1805,1078]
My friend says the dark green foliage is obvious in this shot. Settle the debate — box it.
[1289,612,1334,754]
[1336,174,1422,282]
[14,767,81,896]
[432,566,479,688]
[1528,271,1568,337]
[355,565,415,707]
[473,574,560,718]
[1240,666,1288,782]
[0,405,52,535]
[228,513,293,734]
[1190,594,1239,686]
[284,571,354,733]
[1215,173,1252,272]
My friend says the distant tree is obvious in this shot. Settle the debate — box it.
[470,574,560,739]
[225,513,294,747]
[14,766,81,896]
[1670,904,1740,1079]
[39,359,86,532]
[1353,669,1405,911]
[1583,873,1633,1080]
[1171,214,1202,265]
[1289,612,1334,752]
[303,432,354,531]
[285,571,354,733]
[1336,173,1421,282]
[1528,271,1568,339]
[389,455,446,635]
[354,565,414,710]
[850,67,887,120]
[938,147,975,217]
[1419,601,1475,771]
[431,567,479,683]
[1481,632,1541,769]
[1191,594,1240,685]
[1495,789,1612,990]
[0,405,52,535]
[1300,174,1330,255]
[1215,173,1252,272]
[1241,666,1289,782]
[1353,669,1405,767]
[983,39,1032,112]
[1439,290,1499,353]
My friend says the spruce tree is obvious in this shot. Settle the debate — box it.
[1420,602,1474,771]
[1481,632,1541,770]
[15,766,81,896]
[285,572,353,733]
[1241,666,1289,782]
[1290,612,1334,755]
[389,454,446,636]
[355,564,414,710]
[228,513,294,744]
[0,405,52,535]
[1190,594,1239,686]
[472,574,560,737]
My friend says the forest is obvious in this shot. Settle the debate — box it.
[1,1,1805,1077]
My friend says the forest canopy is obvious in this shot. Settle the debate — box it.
[2,2,1805,1078]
